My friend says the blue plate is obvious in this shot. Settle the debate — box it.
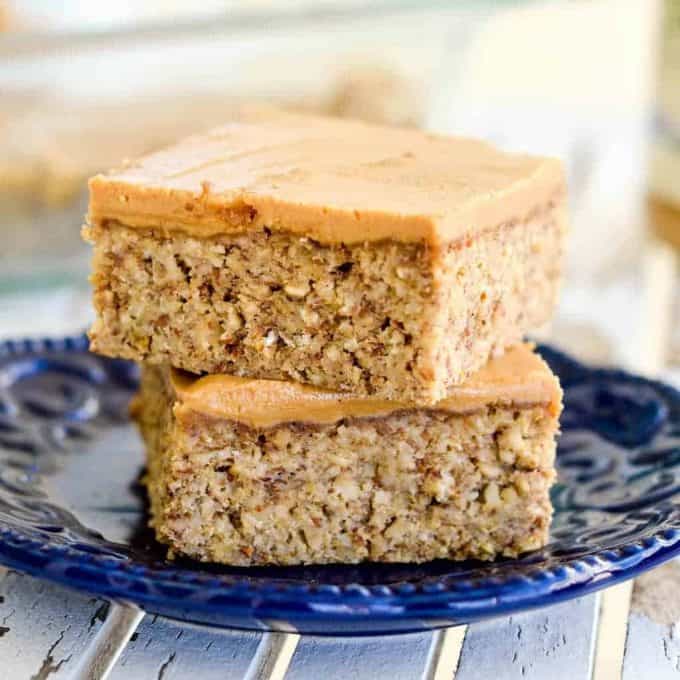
[0,335,679,634]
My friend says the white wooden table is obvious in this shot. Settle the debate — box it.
[0,257,677,680]
[0,565,679,680]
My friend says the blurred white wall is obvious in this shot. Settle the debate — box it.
[428,0,659,282]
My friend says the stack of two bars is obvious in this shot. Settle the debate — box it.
[85,109,567,566]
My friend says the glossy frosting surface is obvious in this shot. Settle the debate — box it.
[170,343,562,428]
[89,107,564,245]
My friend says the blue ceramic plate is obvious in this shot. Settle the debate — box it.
[0,336,679,634]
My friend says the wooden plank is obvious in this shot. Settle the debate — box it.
[455,595,599,680]
[70,604,144,680]
[0,568,111,679]
[245,632,299,680]
[623,615,680,680]
[109,614,264,680]
[624,560,680,680]
[426,626,467,680]
[592,581,633,680]
[285,630,437,680]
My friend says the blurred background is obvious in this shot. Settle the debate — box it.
[0,0,678,381]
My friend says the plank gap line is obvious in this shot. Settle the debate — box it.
[70,603,144,680]
[245,631,300,680]
[424,625,467,680]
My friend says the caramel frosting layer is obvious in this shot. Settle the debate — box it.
[170,344,562,428]
[89,107,565,246]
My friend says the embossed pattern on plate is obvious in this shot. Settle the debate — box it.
[0,336,678,634]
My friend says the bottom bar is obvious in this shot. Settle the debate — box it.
[133,344,562,567]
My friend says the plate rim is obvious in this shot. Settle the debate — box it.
[0,333,679,631]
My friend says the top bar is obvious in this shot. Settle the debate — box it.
[85,107,567,404]
[88,107,563,246]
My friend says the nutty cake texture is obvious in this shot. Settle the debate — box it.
[86,108,567,405]
[133,344,562,566]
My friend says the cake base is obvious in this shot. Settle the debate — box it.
[134,364,559,567]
